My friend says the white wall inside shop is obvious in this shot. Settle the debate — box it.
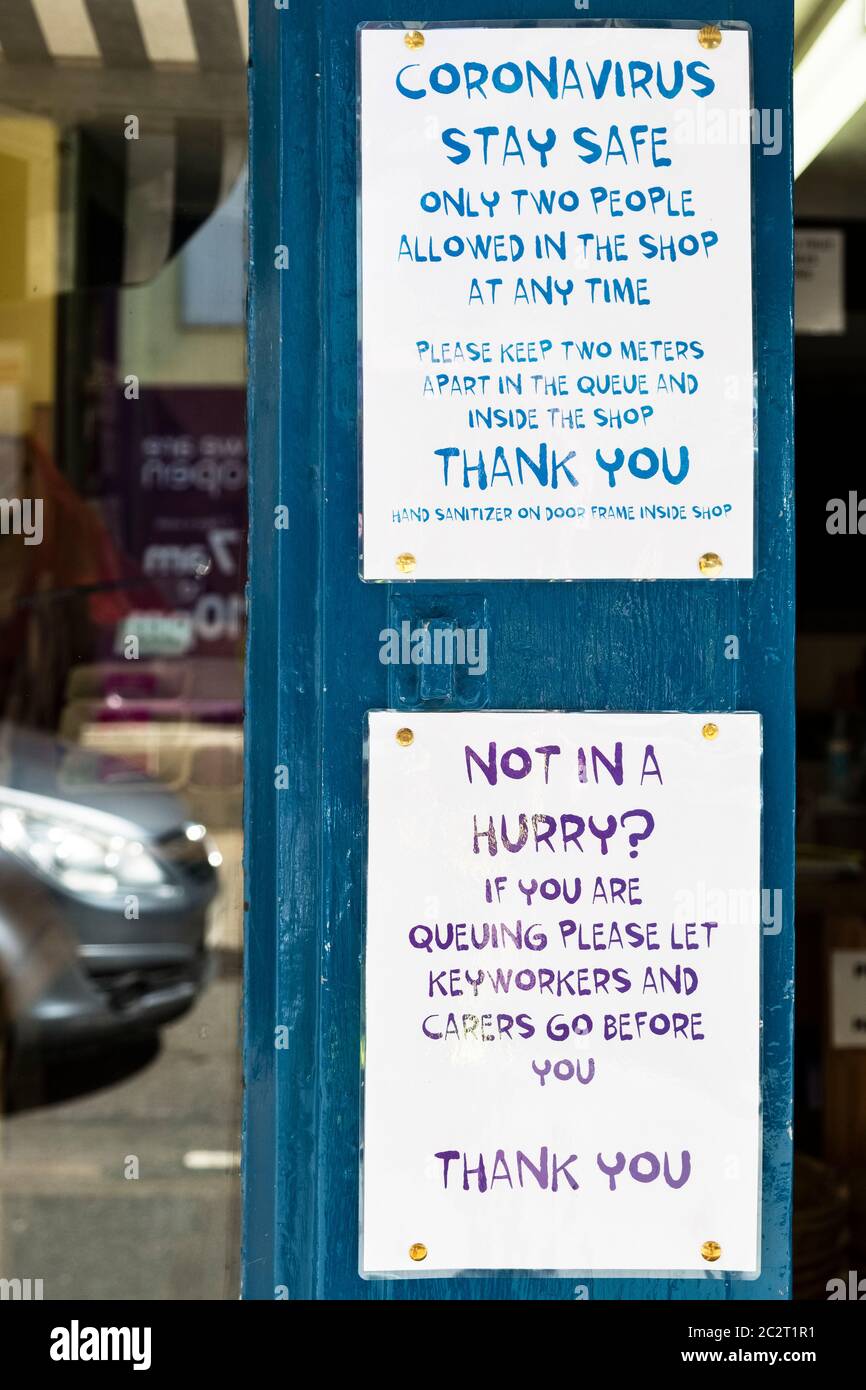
[119,173,246,389]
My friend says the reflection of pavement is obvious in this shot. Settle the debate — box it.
[0,957,241,1301]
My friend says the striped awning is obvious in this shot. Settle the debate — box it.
[0,0,248,71]
[0,1,248,289]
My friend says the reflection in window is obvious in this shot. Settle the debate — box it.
[0,0,247,1301]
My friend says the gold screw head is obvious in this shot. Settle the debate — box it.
[702,722,720,741]
[698,551,723,577]
[404,30,425,50]
[408,1242,428,1261]
[698,25,723,50]
[395,552,416,575]
[396,727,414,747]
[701,1240,722,1262]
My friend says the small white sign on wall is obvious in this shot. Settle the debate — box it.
[795,229,845,336]
[363,711,762,1275]
[831,950,866,1048]
[360,25,755,580]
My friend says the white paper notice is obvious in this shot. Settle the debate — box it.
[795,228,845,336]
[363,711,762,1275]
[360,25,755,580]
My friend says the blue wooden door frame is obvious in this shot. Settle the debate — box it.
[243,0,794,1300]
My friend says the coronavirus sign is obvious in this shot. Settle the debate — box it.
[359,24,755,580]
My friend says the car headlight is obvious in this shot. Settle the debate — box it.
[0,802,172,899]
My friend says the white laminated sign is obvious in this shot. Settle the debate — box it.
[360,24,755,579]
[363,711,762,1275]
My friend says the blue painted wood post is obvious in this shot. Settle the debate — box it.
[244,0,794,1300]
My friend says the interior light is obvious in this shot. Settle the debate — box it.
[794,0,866,178]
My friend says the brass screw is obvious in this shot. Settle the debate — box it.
[395,552,416,575]
[698,552,723,577]
[408,1242,428,1261]
[701,1240,722,1262]
[404,31,425,50]
[698,25,723,50]
[396,727,414,747]
[702,722,720,741]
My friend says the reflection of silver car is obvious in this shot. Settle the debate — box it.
[0,727,219,1071]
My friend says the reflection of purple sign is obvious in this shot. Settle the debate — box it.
[119,388,247,657]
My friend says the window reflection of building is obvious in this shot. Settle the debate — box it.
[0,5,248,1301]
